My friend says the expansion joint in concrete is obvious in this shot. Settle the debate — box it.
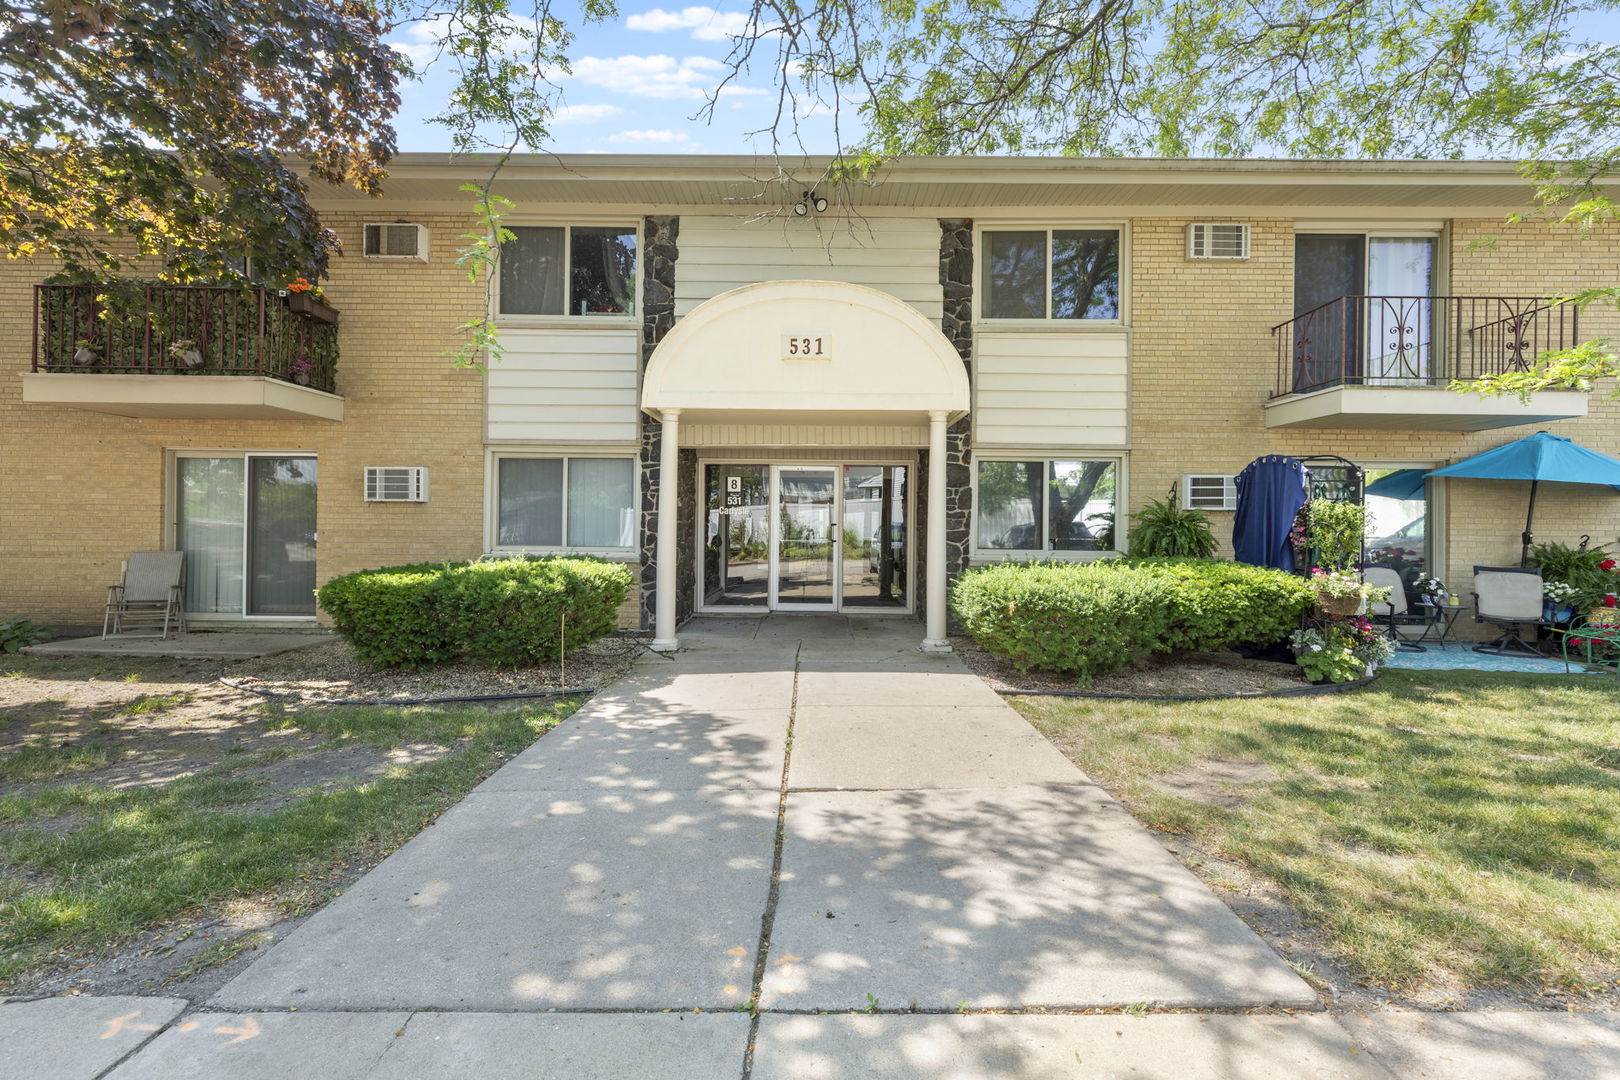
[739,642,800,1080]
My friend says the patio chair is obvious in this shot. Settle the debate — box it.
[1362,566,1429,652]
[1471,565,1544,657]
[1556,615,1620,679]
[103,551,187,640]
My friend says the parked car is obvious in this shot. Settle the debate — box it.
[995,520,1098,550]
[868,523,905,573]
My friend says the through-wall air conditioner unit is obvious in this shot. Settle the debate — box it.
[1186,222,1250,260]
[1182,474,1238,511]
[363,223,429,262]
[364,466,429,503]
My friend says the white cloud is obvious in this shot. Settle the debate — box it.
[389,13,541,65]
[607,128,694,144]
[550,103,625,125]
[568,54,761,100]
[626,6,754,41]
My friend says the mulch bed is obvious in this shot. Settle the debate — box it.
[953,637,1310,696]
[225,632,649,703]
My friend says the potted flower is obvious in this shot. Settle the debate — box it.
[287,355,313,386]
[1412,576,1447,606]
[1543,580,1581,624]
[72,338,101,365]
[283,277,338,324]
[1309,568,1370,616]
[167,338,205,370]
[1289,619,1394,683]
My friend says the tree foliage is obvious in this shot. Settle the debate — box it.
[4,0,1620,379]
[1,0,403,284]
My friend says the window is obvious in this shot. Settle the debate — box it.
[495,456,636,549]
[1292,232,1438,388]
[975,459,1118,553]
[982,228,1121,320]
[498,225,638,317]
[1363,467,1433,595]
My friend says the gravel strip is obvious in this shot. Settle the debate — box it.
[224,633,649,702]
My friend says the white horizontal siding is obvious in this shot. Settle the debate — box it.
[487,327,640,442]
[675,216,943,321]
[974,332,1129,447]
[682,423,930,448]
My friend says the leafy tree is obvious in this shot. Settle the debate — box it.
[1,0,403,285]
[6,0,1618,377]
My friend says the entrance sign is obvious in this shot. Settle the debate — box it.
[781,333,831,361]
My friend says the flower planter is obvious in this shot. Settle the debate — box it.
[290,370,311,386]
[173,348,205,371]
[1314,592,1362,617]
[72,346,101,366]
[286,292,339,325]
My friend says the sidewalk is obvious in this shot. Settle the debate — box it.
[5,615,1618,1078]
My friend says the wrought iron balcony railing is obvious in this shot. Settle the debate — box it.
[1271,295,1580,399]
[32,283,339,394]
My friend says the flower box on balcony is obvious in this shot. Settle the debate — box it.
[286,292,339,325]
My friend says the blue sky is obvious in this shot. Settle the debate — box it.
[386,4,1620,156]
[389,3,847,154]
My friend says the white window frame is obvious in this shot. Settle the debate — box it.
[970,453,1128,561]
[974,222,1128,329]
[485,450,640,557]
[494,218,643,328]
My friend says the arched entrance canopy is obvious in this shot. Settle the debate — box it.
[642,280,965,655]
[640,280,969,423]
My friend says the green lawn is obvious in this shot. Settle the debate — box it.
[0,696,575,987]
[1012,669,1620,993]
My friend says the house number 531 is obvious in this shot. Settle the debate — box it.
[781,333,831,360]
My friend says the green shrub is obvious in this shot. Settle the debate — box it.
[0,618,53,653]
[1124,558,1316,653]
[316,556,633,669]
[950,558,1314,679]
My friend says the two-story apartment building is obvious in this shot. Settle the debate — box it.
[4,155,1617,649]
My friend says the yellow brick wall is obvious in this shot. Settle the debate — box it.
[6,203,1618,639]
[0,212,493,625]
[1128,216,1620,630]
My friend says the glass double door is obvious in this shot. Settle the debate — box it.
[176,454,318,617]
[703,463,908,612]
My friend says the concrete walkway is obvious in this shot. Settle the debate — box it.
[8,615,1620,1078]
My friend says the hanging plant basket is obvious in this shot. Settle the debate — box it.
[1314,592,1363,617]
[286,292,339,325]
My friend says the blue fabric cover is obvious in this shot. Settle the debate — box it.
[1233,455,1309,571]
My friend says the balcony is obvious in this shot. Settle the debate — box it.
[21,284,343,421]
[1266,296,1588,431]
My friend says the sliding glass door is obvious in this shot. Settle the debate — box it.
[1294,234,1437,389]
[177,454,318,617]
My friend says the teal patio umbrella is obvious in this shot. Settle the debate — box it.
[1365,469,1427,501]
[1425,432,1620,566]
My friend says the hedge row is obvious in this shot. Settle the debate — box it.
[316,556,633,669]
[950,557,1314,679]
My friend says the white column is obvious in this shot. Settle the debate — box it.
[650,408,682,652]
[922,410,952,652]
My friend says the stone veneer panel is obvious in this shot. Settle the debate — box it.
[638,215,681,629]
[923,218,975,629]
